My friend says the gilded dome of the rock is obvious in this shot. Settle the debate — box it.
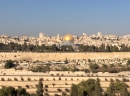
[63,34,74,41]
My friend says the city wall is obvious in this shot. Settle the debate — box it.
[0,52,129,61]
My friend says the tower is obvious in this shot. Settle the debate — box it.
[39,33,44,39]
[97,32,102,37]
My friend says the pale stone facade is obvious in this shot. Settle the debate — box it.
[0,52,129,61]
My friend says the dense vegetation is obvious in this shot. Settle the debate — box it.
[4,60,14,69]
[0,86,30,96]
[31,65,50,72]
[0,42,130,52]
[107,79,129,96]
[88,59,130,73]
[36,79,43,96]
[0,79,43,96]
[70,78,129,96]
[70,78,102,96]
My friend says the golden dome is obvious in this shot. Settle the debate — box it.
[63,33,74,41]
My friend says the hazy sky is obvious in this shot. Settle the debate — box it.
[0,0,130,37]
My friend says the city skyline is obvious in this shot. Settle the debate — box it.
[0,0,130,36]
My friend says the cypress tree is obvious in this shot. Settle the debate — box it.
[94,78,102,96]
[121,83,129,96]
[36,79,43,96]
[70,84,78,96]
[108,79,115,96]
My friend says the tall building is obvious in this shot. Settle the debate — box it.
[83,32,87,38]
[97,32,102,37]
[39,32,44,39]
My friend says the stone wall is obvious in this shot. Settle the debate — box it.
[0,52,129,61]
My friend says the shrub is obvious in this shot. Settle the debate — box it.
[21,77,24,81]
[26,85,29,88]
[7,78,11,81]
[89,63,99,70]
[65,88,69,92]
[56,74,59,76]
[59,77,61,81]
[1,78,5,81]
[14,78,18,81]
[52,83,55,87]
[109,69,118,73]
[4,60,14,69]
[18,86,21,88]
[57,88,61,92]
[27,78,31,81]
[105,78,108,81]
[45,85,48,88]
[64,58,68,64]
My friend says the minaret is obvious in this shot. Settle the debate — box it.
[57,33,60,41]
[83,32,87,38]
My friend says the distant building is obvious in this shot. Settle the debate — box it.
[62,33,74,46]
[83,32,87,38]
[39,32,44,39]
[60,33,80,51]
[97,32,102,37]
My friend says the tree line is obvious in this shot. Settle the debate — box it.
[0,76,129,96]
[0,42,130,52]
[0,79,43,96]
[78,44,130,52]
[70,78,129,96]
[0,42,73,52]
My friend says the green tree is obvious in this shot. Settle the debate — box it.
[78,79,96,96]
[78,44,84,52]
[70,84,78,96]
[17,87,30,96]
[0,86,30,96]
[66,45,74,52]
[110,45,119,52]
[107,79,115,96]
[36,79,43,96]
[126,59,130,69]
[105,45,111,52]
[107,79,129,96]
[99,44,105,52]
[50,44,58,51]
[64,58,68,64]
[120,44,129,52]
[121,84,129,96]
[0,86,16,96]
[89,63,99,70]
[4,60,14,69]
[61,46,67,51]
[102,64,107,69]
[94,78,102,96]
